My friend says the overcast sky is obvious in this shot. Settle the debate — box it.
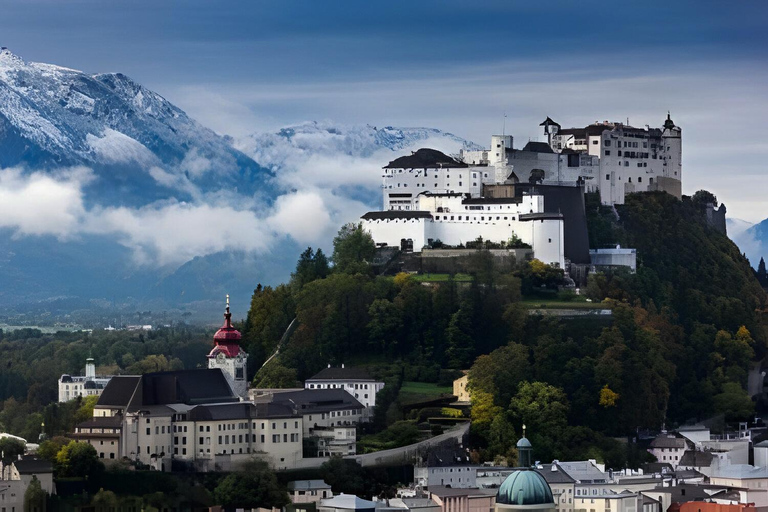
[2,0,767,222]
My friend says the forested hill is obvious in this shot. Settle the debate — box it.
[239,191,767,465]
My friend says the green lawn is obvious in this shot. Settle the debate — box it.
[399,381,453,402]
[409,273,473,283]
[520,299,610,310]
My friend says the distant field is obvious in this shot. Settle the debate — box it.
[409,273,473,282]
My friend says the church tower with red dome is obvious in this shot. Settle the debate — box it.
[207,295,248,398]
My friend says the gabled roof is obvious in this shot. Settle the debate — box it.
[134,369,238,408]
[541,463,577,484]
[321,493,377,510]
[384,148,467,170]
[307,367,376,381]
[75,416,122,430]
[96,376,140,407]
[97,369,239,410]
[650,435,688,449]
[522,141,555,154]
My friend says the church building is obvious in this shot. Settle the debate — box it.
[207,295,249,398]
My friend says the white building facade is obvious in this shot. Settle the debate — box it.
[58,357,113,403]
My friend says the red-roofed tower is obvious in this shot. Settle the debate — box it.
[207,295,248,398]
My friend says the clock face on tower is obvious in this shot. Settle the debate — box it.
[216,352,225,363]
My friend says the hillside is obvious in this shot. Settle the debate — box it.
[243,192,768,464]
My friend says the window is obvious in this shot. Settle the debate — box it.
[272,434,280,443]
[146,428,150,435]
[592,140,598,145]
[605,174,610,180]
[604,140,611,147]
[638,177,642,183]
[604,150,610,156]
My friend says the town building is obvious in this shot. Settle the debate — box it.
[0,456,55,512]
[452,373,470,404]
[648,434,691,469]
[305,366,384,420]
[430,486,498,512]
[207,295,249,398]
[264,388,364,457]
[57,357,113,403]
[288,480,334,504]
[320,494,377,512]
[414,445,476,489]
[538,115,682,205]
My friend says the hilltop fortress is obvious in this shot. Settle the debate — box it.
[361,115,682,270]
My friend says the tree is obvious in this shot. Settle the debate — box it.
[332,223,376,274]
[252,362,300,388]
[213,460,288,510]
[599,386,620,408]
[37,436,70,465]
[758,258,767,287]
[23,475,47,512]
[0,437,26,466]
[292,247,330,290]
[713,382,754,420]
[91,489,117,512]
[692,189,717,207]
[56,441,104,479]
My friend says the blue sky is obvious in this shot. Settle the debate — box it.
[2,0,767,221]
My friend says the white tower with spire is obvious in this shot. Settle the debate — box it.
[207,295,249,398]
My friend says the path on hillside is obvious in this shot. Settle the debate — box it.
[259,317,298,371]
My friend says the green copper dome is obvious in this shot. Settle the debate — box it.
[496,469,554,506]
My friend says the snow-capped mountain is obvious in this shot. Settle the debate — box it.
[0,51,482,314]
[0,48,270,204]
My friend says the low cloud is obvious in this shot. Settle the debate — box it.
[0,167,92,238]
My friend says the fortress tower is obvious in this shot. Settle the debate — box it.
[207,295,248,398]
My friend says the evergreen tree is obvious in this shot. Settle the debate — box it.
[758,257,767,287]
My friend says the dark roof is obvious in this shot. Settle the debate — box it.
[188,402,296,421]
[307,367,375,381]
[679,450,714,468]
[361,211,432,221]
[522,141,555,154]
[540,117,561,128]
[462,197,522,205]
[513,183,590,264]
[384,148,468,169]
[135,369,238,408]
[519,212,564,221]
[96,376,140,407]
[668,484,734,505]
[641,462,674,475]
[75,416,122,430]
[540,464,577,484]
[270,389,364,414]
[14,458,53,474]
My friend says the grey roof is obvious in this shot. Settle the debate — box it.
[384,149,468,170]
[712,464,768,480]
[288,480,331,491]
[188,402,296,421]
[556,461,608,483]
[271,389,364,415]
[641,462,674,475]
[14,458,52,474]
[307,367,375,381]
[754,440,768,448]
[96,376,140,407]
[649,435,687,449]
[134,369,238,408]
